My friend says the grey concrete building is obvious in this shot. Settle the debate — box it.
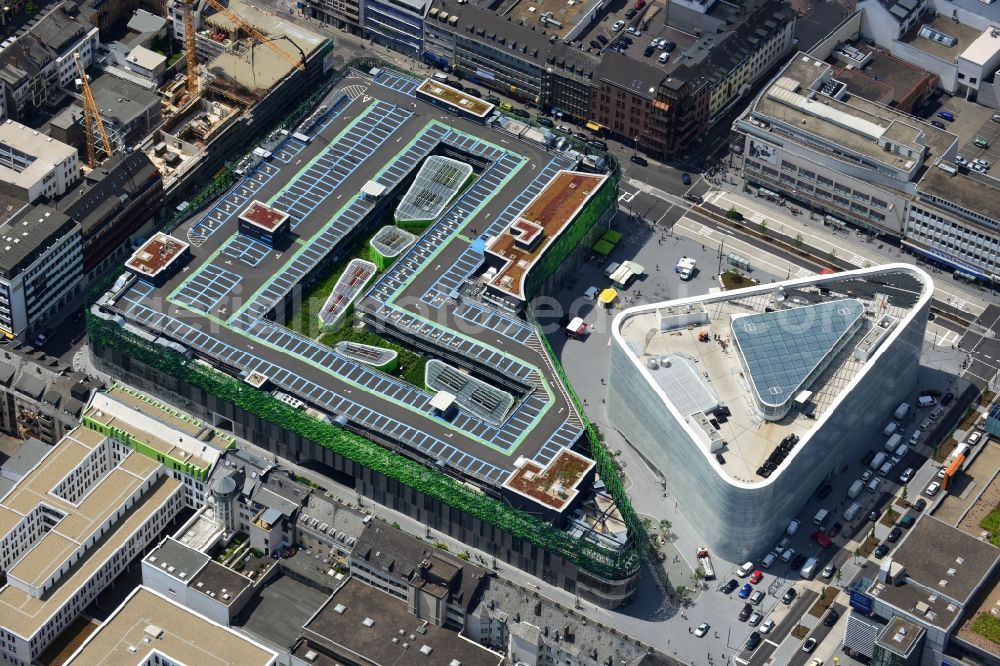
[608,265,933,560]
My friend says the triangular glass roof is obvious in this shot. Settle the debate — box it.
[731,298,866,409]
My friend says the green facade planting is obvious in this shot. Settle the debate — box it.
[523,172,619,300]
[83,415,212,481]
[86,312,643,580]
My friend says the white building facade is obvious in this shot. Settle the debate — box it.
[607,265,932,560]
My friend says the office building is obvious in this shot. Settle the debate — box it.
[294,578,504,666]
[349,521,489,630]
[0,425,185,665]
[733,50,999,280]
[50,76,162,152]
[0,205,83,340]
[733,51,948,236]
[0,121,80,204]
[303,0,362,34]
[63,586,278,666]
[608,265,933,560]
[362,0,429,57]
[844,516,1000,665]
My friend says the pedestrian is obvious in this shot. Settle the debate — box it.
[688,627,692,634]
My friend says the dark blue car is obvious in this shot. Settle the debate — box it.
[738,583,753,599]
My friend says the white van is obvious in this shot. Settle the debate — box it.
[813,509,830,526]
[894,402,910,420]
[786,519,801,536]
[843,502,862,521]
[867,477,882,493]
[432,72,449,82]
[870,452,888,471]
[761,552,777,569]
[800,557,819,579]
[883,421,898,437]
[894,444,909,460]
[584,286,600,300]
[917,395,936,408]
[847,480,864,499]
[884,433,902,452]
[878,461,894,477]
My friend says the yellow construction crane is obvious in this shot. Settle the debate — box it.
[184,3,199,98]
[201,0,305,72]
[73,52,113,168]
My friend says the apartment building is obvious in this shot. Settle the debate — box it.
[0,205,83,340]
[0,3,99,120]
[58,152,163,277]
[303,0,362,34]
[0,348,95,444]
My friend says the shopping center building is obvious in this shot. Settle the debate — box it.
[608,265,933,560]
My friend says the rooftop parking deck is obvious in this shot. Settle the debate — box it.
[96,73,593,489]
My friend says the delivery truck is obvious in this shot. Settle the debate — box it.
[675,256,697,280]
[696,548,716,579]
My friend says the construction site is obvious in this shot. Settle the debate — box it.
[74,0,329,196]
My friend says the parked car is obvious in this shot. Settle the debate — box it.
[802,637,817,653]
[738,583,753,599]
[926,481,941,496]
[749,570,763,584]
[781,548,795,563]
[537,117,553,127]
[624,7,637,17]
[750,590,766,606]
[899,467,914,483]
[874,544,890,558]
[824,609,840,627]
[827,522,842,538]
[811,531,832,548]
[782,588,798,604]
[630,155,648,166]
[694,622,710,637]
[942,391,955,406]
[861,469,874,482]
[663,41,676,52]
[635,0,646,9]
[937,110,955,121]
[739,603,753,621]
[761,552,777,569]
[914,498,927,512]
[658,51,669,64]
[736,562,754,577]
[791,553,808,570]
[760,618,775,634]
[643,45,656,57]
[613,19,625,31]
[931,120,946,129]
[486,95,502,105]
[464,88,482,98]
[745,631,762,650]
[721,579,739,594]
[748,611,764,626]
[682,172,692,185]
[822,563,836,579]
[868,508,881,522]
[887,527,903,543]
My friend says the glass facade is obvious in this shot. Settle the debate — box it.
[607,271,930,560]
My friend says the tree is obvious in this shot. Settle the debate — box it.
[674,585,689,604]
[828,248,838,263]
[853,547,861,564]
[692,567,706,589]
[794,233,804,248]
[25,0,37,15]
[901,484,908,500]
[659,518,672,533]
[727,207,743,221]
[759,220,769,234]
[836,569,843,586]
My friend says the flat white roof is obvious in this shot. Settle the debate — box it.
[959,27,1000,66]
[0,120,76,190]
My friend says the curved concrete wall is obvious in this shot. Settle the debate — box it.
[607,267,931,561]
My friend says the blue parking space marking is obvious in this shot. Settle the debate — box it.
[373,70,420,96]
[172,264,243,315]
[222,236,271,267]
